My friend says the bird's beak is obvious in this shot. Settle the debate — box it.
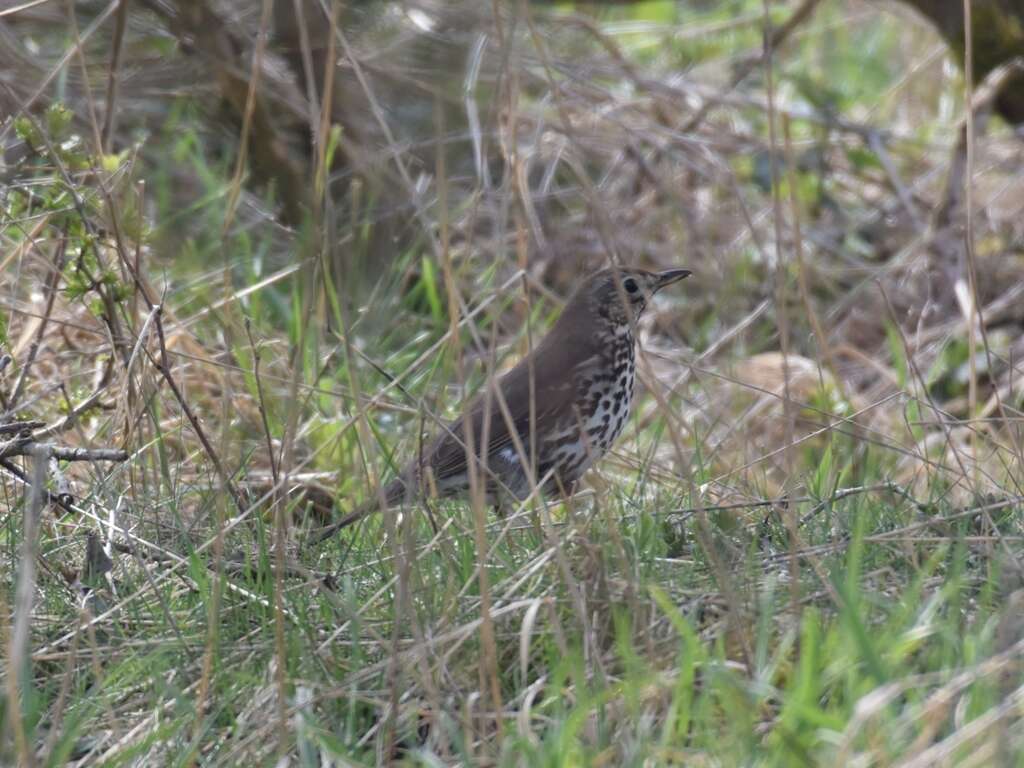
[653,269,692,291]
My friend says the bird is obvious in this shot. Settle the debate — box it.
[312,265,690,541]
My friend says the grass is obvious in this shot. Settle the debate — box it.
[3,0,1024,765]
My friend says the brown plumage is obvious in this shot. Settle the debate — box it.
[313,266,690,540]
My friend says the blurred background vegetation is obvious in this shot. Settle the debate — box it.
[2,0,1024,765]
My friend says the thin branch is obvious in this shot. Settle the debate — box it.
[147,309,246,515]
[100,0,130,152]
[0,435,128,462]
[7,235,65,411]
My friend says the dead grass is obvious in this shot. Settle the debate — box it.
[2,0,1024,765]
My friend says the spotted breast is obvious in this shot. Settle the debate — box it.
[534,324,637,494]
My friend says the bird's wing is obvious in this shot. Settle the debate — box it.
[427,344,595,483]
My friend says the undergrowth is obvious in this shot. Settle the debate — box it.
[2,1,1024,765]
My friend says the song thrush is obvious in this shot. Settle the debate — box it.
[314,265,690,540]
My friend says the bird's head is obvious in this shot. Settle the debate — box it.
[583,266,692,326]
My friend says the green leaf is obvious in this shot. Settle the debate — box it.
[324,124,344,171]
[420,256,444,324]
[45,103,73,138]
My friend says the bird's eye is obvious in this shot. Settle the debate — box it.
[623,278,638,293]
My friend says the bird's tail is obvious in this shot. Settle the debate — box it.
[306,476,411,545]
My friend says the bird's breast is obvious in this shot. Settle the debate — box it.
[537,331,636,482]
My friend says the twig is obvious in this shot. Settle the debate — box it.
[48,446,128,462]
[7,235,65,411]
[0,434,128,462]
[0,421,45,436]
[100,0,129,152]
[147,309,246,515]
